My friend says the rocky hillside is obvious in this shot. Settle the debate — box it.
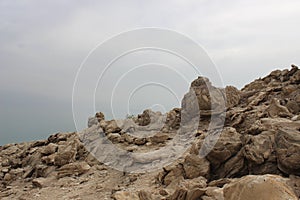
[1,65,300,200]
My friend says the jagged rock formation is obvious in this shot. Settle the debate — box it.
[1,65,300,199]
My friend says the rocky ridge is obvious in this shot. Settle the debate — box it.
[0,65,300,199]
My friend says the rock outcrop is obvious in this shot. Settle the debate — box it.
[1,65,300,199]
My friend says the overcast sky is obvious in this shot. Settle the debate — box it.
[1,0,300,145]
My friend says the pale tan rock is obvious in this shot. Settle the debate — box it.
[167,188,187,200]
[103,120,122,134]
[202,187,224,200]
[138,190,153,200]
[186,188,205,200]
[3,173,12,181]
[180,176,207,189]
[42,154,56,165]
[275,128,300,175]
[225,86,241,108]
[150,133,169,144]
[163,165,184,186]
[32,177,55,188]
[54,151,76,167]
[243,132,273,165]
[267,98,292,118]
[206,127,242,168]
[223,174,298,200]
[112,191,139,200]
[57,162,90,178]
[41,143,57,155]
[183,154,210,179]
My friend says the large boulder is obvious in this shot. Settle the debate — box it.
[275,128,300,175]
[206,127,242,168]
[223,174,298,200]
[242,131,276,172]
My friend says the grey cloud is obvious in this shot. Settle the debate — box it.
[1,0,300,144]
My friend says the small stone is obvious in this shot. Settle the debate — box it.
[1,168,9,173]
[159,189,168,196]
[291,115,300,121]
[4,173,12,181]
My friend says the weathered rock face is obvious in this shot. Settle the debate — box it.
[183,154,210,179]
[225,86,241,108]
[1,65,300,199]
[206,127,242,169]
[275,128,300,175]
[223,175,298,200]
[182,77,227,117]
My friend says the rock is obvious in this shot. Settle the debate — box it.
[167,188,187,200]
[202,187,224,200]
[133,137,147,145]
[54,138,80,167]
[107,133,122,143]
[41,143,57,155]
[291,68,300,83]
[275,128,300,175]
[1,168,9,173]
[208,178,232,188]
[223,174,298,200]
[42,154,56,165]
[225,86,241,108]
[215,150,245,179]
[54,151,76,167]
[181,76,226,118]
[291,115,300,121]
[3,173,12,181]
[32,177,54,188]
[180,176,207,189]
[149,133,170,144]
[159,189,169,196]
[47,132,70,143]
[186,188,205,200]
[164,108,181,130]
[243,131,273,165]
[57,162,90,178]
[136,109,152,126]
[288,175,300,198]
[162,165,185,186]
[138,190,152,200]
[183,154,210,179]
[206,127,242,168]
[103,120,121,134]
[1,66,300,200]
[286,100,300,114]
[242,131,280,175]
[112,191,139,200]
[95,112,105,122]
[267,98,292,118]
[87,117,98,128]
